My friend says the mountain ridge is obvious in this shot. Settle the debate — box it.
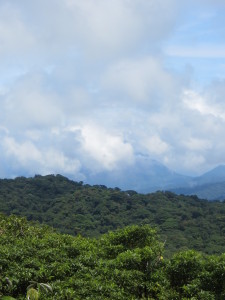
[2,161,225,200]
[84,159,225,200]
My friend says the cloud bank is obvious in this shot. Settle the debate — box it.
[0,0,225,181]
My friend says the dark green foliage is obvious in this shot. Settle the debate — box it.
[0,175,225,256]
[166,250,225,299]
[0,216,165,299]
[167,250,203,289]
[0,214,225,299]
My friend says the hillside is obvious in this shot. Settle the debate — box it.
[0,175,225,255]
[1,214,225,299]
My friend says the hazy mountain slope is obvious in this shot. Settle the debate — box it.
[194,165,225,185]
[85,156,191,193]
[171,165,225,200]
[85,159,225,199]
[172,180,225,200]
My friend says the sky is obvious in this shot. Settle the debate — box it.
[1,0,225,181]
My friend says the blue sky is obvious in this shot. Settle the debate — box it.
[1,0,225,181]
[165,1,225,85]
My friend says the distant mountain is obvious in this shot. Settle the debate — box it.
[195,165,225,185]
[85,155,191,193]
[84,161,225,200]
[171,165,225,200]
[172,180,225,201]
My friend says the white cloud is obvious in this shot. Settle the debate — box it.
[64,0,180,58]
[2,136,81,176]
[0,2,35,58]
[183,89,225,120]
[4,137,42,165]
[183,137,212,151]
[0,0,180,67]
[2,73,63,129]
[171,152,206,174]
[102,56,178,104]
[67,124,134,171]
[144,135,170,155]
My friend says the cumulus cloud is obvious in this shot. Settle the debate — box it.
[66,124,134,171]
[0,0,180,65]
[144,135,170,155]
[2,135,81,176]
[64,0,180,58]
[2,73,63,130]
[183,87,225,121]
[102,56,178,105]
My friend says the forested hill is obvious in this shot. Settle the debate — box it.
[1,215,225,299]
[0,174,225,255]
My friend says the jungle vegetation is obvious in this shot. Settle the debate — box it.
[0,214,225,300]
[0,175,224,255]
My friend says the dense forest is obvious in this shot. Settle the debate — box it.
[0,175,225,255]
[0,214,225,299]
